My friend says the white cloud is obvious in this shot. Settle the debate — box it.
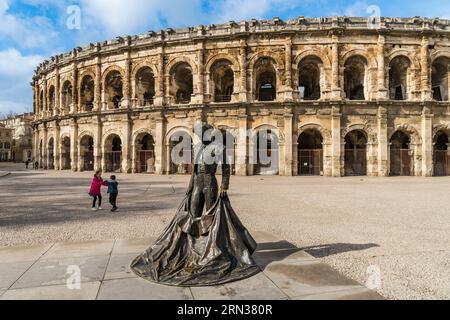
[0,49,42,78]
[0,0,59,49]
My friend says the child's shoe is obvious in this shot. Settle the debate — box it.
[98,206,103,210]
[91,207,97,211]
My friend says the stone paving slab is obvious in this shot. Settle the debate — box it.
[104,253,139,281]
[97,278,193,300]
[0,234,384,300]
[0,244,52,263]
[190,272,289,300]
[112,238,154,256]
[1,282,101,300]
[11,255,110,290]
[41,240,114,260]
[0,261,35,290]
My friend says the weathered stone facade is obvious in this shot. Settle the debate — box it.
[32,17,450,176]
[0,123,13,161]
[0,113,33,162]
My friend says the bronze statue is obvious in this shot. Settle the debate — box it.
[131,122,260,286]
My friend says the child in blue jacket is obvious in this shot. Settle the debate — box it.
[107,175,119,212]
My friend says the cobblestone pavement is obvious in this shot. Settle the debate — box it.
[0,163,449,299]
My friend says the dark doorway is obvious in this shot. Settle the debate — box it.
[298,130,323,175]
[434,131,450,176]
[390,131,413,176]
[344,130,367,176]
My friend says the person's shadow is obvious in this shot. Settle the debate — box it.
[254,241,379,269]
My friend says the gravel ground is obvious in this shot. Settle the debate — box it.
[0,163,449,300]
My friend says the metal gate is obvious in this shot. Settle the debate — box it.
[83,151,94,171]
[344,149,366,176]
[298,149,323,175]
[390,148,413,176]
[105,151,122,172]
[434,150,450,176]
[137,150,155,173]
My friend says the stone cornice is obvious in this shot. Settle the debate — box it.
[33,16,450,79]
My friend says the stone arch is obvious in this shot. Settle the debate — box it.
[208,58,236,102]
[78,70,96,89]
[166,125,194,175]
[388,50,420,71]
[293,50,332,70]
[389,124,422,145]
[342,50,377,69]
[388,54,413,100]
[167,61,195,104]
[101,65,125,83]
[205,54,240,73]
[133,128,156,173]
[252,56,280,101]
[79,132,94,171]
[298,123,332,145]
[343,54,371,100]
[248,51,285,71]
[166,57,198,75]
[252,123,281,175]
[296,55,326,100]
[134,65,156,106]
[79,73,95,111]
[132,61,158,79]
[342,124,377,145]
[433,124,450,139]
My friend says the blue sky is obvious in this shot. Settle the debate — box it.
[1,0,450,116]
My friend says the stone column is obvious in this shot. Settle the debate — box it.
[94,115,102,171]
[331,106,342,176]
[421,36,432,101]
[54,123,60,170]
[123,52,131,108]
[94,57,102,111]
[123,117,132,173]
[194,41,205,104]
[71,63,78,114]
[154,48,165,106]
[42,124,48,169]
[155,116,166,174]
[377,107,389,176]
[331,34,341,100]
[421,107,433,176]
[235,109,248,176]
[283,111,293,176]
[283,37,294,101]
[33,126,39,164]
[55,69,60,116]
[70,119,78,172]
[43,79,48,118]
[377,34,388,100]
[239,39,248,102]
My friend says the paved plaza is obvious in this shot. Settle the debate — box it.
[0,163,449,300]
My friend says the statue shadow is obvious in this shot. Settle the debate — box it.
[254,241,379,269]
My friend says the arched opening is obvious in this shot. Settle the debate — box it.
[61,81,73,113]
[298,56,322,100]
[136,67,155,106]
[39,91,44,113]
[433,131,450,176]
[61,137,71,170]
[344,55,367,100]
[105,135,122,172]
[48,138,55,170]
[80,135,94,171]
[255,58,277,101]
[170,63,193,104]
[48,86,55,113]
[80,75,95,111]
[432,57,450,101]
[39,140,43,168]
[298,129,323,175]
[217,128,236,175]
[344,130,367,176]
[211,60,234,102]
[255,129,279,175]
[104,71,123,109]
[390,131,413,176]
[135,133,155,173]
[389,55,411,100]
[169,132,193,174]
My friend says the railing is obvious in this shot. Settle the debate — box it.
[214,95,232,103]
